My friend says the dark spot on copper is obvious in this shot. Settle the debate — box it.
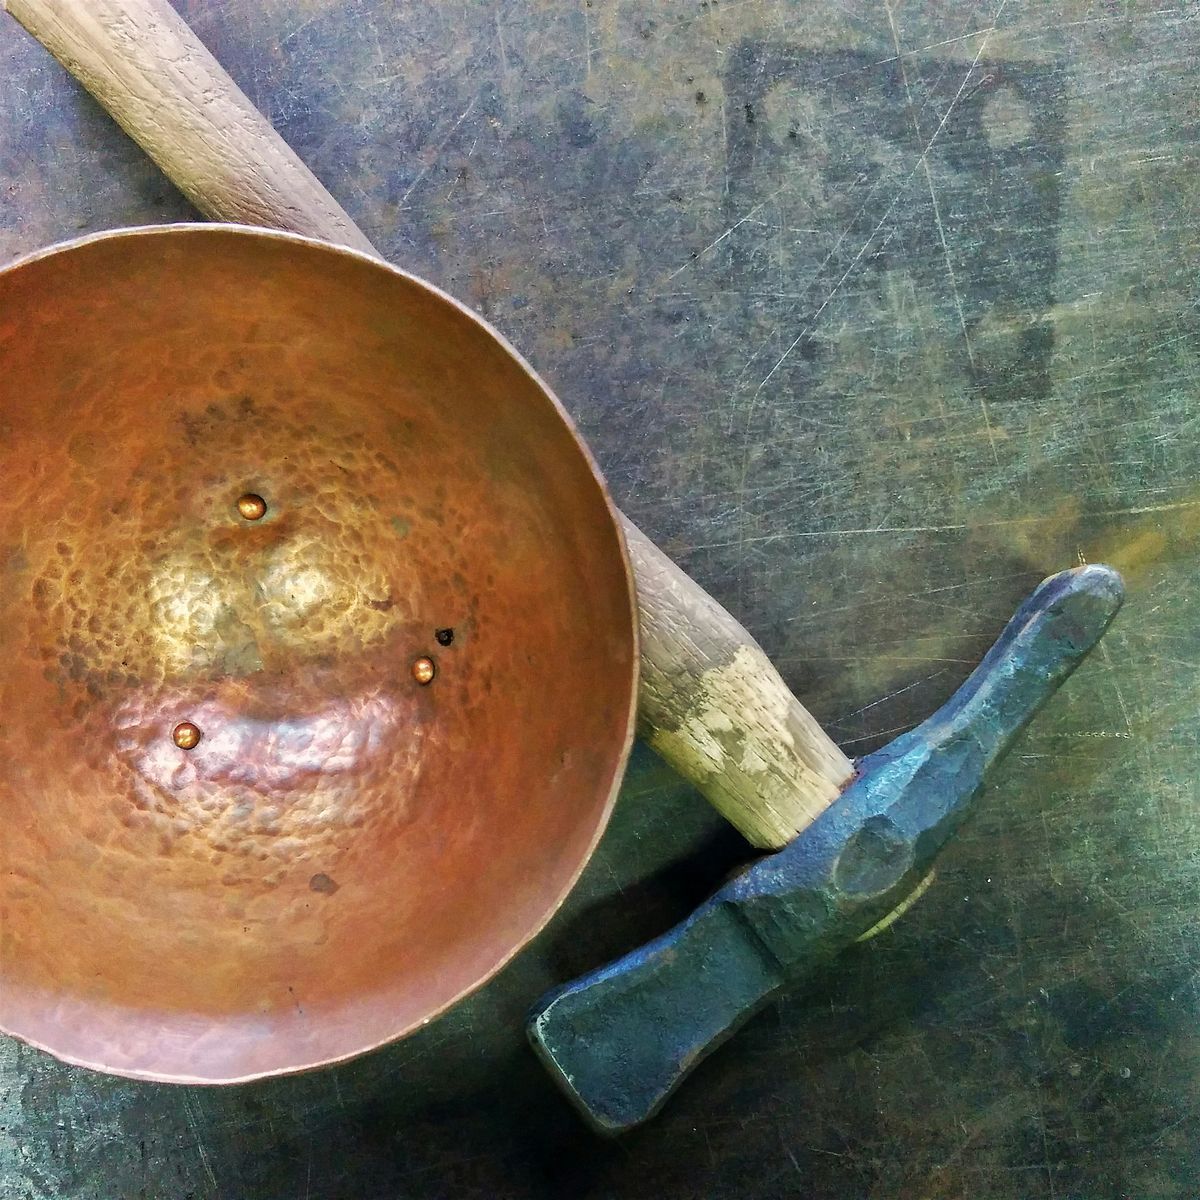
[236,493,267,521]
[411,656,436,685]
[435,628,454,646]
[172,721,201,750]
[309,873,339,895]
[367,597,394,612]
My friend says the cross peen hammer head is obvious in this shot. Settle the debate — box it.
[528,564,1124,1133]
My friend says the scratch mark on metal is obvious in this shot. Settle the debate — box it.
[884,0,994,470]
[661,190,784,284]
[833,669,949,725]
[741,0,1009,412]
[494,8,513,115]
[581,0,593,78]
[398,96,480,210]
[182,1093,219,1196]
[280,10,322,47]
[692,497,1200,550]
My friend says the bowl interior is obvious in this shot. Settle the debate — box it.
[0,226,637,1082]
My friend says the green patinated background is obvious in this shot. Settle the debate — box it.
[1,1,1198,1196]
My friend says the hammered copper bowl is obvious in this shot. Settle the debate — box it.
[0,225,637,1083]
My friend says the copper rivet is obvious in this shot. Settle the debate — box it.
[236,493,267,521]
[411,657,436,685]
[172,721,202,750]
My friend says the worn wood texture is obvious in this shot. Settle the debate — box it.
[0,1,1197,1197]
[624,517,851,846]
[2,0,374,252]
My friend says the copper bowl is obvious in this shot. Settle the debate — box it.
[0,225,638,1083]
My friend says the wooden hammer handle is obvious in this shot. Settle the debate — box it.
[3,0,854,849]
[623,522,850,844]
[2,0,374,254]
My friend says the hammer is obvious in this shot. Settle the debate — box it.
[4,0,1124,1128]
[528,564,1122,1130]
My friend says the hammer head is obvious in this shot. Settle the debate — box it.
[528,565,1124,1133]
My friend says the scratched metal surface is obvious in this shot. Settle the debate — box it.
[0,2,1197,1197]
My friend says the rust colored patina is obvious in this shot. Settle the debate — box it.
[0,225,638,1084]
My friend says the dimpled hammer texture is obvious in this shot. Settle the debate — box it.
[529,564,1125,1134]
[0,227,638,1084]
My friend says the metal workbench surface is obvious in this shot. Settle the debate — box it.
[1,2,1197,1197]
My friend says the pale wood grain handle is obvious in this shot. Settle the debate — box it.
[4,0,854,848]
[2,0,376,254]
[622,520,852,846]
